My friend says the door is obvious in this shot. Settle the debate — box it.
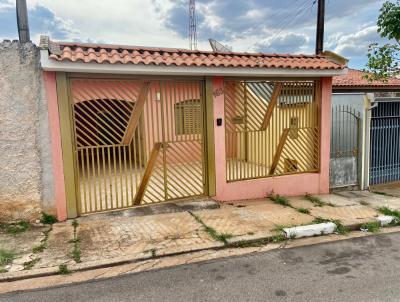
[70,79,206,215]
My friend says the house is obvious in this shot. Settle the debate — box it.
[331,69,400,189]
[35,36,347,220]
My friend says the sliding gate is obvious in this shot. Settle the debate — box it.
[370,100,400,185]
[70,79,206,215]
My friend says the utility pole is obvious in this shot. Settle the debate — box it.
[16,0,30,43]
[189,0,197,50]
[315,0,325,54]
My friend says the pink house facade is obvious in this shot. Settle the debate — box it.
[39,36,347,220]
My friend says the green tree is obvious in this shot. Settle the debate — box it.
[365,0,400,80]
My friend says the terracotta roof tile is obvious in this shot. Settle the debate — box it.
[46,41,346,71]
[333,69,400,87]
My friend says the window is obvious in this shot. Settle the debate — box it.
[175,99,201,135]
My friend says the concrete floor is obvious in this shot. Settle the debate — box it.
[77,160,205,214]
[3,231,400,302]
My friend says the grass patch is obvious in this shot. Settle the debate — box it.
[269,194,290,207]
[40,212,58,225]
[71,248,81,263]
[0,221,30,235]
[297,208,310,214]
[70,220,81,263]
[58,264,71,275]
[359,201,370,206]
[360,221,381,233]
[304,194,335,207]
[378,207,400,219]
[230,234,287,248]
[304,193,323,206]
[32,226,52,254]
[189,212,233,245]
[145,248,157,258]
[0,249,15,267]
[32,244,46,253]
[23,258,40,270]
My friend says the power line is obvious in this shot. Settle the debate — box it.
[246,0,316,52]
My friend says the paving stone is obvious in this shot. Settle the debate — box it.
[77,212,216,262]
[35,223,74,269]
[309,205,379,226]
[0,225,47,254]
[288,198,317,209]
[195,200,314,238]
[315,194,358,206]
[370,182,400,198]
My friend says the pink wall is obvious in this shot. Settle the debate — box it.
[43,72,68,221]
[212,76,332,201]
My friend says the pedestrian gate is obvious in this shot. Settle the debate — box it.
[330,105,360,188]
[70,79,206,215]
[370,100,400,185]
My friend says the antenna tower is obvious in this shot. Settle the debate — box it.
[189,0,197,50]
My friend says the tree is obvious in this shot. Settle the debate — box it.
[365,0,400,80]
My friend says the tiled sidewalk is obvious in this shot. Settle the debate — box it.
[2,190,400,281]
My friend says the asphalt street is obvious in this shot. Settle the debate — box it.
[2,232,400,302]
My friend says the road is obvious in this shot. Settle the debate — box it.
[2,232,400,302]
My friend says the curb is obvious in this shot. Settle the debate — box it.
[0,241,225,283]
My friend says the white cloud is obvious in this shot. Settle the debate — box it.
[255,32,310,54]
[27,0,187,47]
[0,0,13,12]
[333,25,380,57]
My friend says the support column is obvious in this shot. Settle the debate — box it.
[43,71,68,221]
[319,77,332,193]
[56,72,78,218]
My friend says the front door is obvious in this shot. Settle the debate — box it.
[70,79,206,215]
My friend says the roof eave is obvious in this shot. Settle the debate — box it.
[40,49,347,77]
[333,85,400,92]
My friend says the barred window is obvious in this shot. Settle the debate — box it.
[175,99,201,135]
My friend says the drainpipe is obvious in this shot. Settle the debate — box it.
[16,0,30,43]
[363,93,375,190]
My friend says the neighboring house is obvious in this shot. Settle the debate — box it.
[331,69,400,190]
[0,36,346,221]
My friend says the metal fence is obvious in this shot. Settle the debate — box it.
[224,80,320,182]
[370,101,400,185]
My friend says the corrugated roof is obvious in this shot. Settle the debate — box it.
[45,40,345,71]
[333,69,400,87]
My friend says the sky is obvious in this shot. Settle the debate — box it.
[0,0,389,69]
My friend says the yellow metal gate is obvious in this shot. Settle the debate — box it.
[70,79,206,215]
[224,80,320,181]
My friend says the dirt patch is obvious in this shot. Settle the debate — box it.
[0,199,42,223]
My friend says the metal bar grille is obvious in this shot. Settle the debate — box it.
[71,79,205,215]
[225,80,320,182]
[370,101,400,185]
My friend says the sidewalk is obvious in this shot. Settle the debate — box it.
[1,190,400,282]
